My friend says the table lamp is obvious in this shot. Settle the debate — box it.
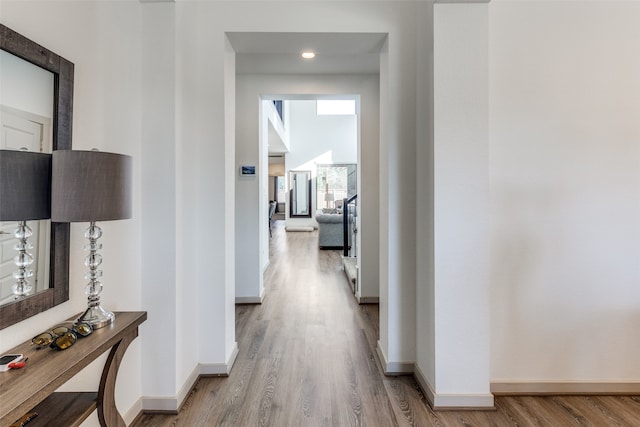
[0,149,51,298]
[324,192,334,208]
[52,150,132,328]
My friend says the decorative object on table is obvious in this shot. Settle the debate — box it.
[8,358,28,369]
[31,322,93,350]
[0,150,51,299]
[0,354,24,372]
[52,150,132,328]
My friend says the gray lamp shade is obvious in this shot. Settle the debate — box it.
[0,149,51,221]
[51,150,132,222]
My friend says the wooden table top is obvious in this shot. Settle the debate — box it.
[0,311,146,425]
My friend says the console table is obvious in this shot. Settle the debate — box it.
[0,311,146,427]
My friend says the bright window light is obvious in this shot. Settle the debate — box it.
[316,100,356,115]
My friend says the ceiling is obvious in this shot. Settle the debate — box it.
[228,32,385,155]
[226,32,387,75]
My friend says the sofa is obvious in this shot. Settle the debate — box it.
[316,211,352,249]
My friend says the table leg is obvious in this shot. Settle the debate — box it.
[97,329,138,426]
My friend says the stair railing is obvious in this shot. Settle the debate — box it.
[343,194,358,257]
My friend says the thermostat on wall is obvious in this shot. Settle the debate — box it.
[240,165,256,176]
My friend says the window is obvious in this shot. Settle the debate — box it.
[316,164,357,211]
[316,100,356,115]
[276,176,286,203]
[273,100,284,122]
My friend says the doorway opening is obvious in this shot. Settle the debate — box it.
[231,30,383,333]
[264,98,358,261]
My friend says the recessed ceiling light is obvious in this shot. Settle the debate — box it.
[301,51,316,59]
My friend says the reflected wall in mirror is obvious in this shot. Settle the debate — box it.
[289,170,311,218]
[0,23,74,329]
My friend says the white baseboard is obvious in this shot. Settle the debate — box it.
[414,363,437,407]
[141,363,200,413]
[141,342,239,413]
[178,364,202,409]
[414,364,494,409]
[200,342,239,376]
[357,296,379,304]
[285,226,314,232]
[236,295,264,304]
[124,397,144,424]
[375,341,414,375]
[141,395,181,413]
[236,287,265,304]
[491,380,640,395]
[432,393,495,409]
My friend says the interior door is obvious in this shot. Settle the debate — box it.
[0,107,51,303]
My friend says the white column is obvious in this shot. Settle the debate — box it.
[430,0,492,408]
[141,2,178,405]
[377,27,418,374]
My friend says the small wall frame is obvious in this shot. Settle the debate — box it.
[240,165,256,176]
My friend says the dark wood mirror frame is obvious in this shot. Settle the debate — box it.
[0,24,73,329]
[289,170,312,218]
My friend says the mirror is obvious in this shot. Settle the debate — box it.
[0,24,73,329]
[289,170,311,218]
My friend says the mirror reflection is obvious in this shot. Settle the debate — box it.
[290,170,311,218]
[0,50,54,305]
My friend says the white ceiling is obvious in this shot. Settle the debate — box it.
[226,32,387,75]
[229,32,385,154]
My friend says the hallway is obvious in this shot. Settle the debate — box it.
[135,222,640,426]
[136,221,430,426]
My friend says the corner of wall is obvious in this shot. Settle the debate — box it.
[375,341,414,375]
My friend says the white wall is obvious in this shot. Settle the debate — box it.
[415,0,436,400]
[176,2,238,379]
[375,4,418,375]
[286,99,357,226]
[0,2,144,425]
[234,79,264,302]
[287,99,358,165]
[140,2,182,409]
[489,1,640,385]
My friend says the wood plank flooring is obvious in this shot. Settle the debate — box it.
[134,221,640,426]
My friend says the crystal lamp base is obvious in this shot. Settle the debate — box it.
[77,305,115,329]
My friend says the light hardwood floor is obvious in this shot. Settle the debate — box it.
[134,221,640,426]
